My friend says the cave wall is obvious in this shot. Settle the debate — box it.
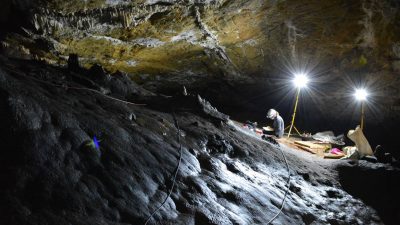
[1,0,400,151]
[2,0,399,77]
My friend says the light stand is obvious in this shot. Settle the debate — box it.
[286,88,301,138]
[360,101,365,130]
[354,88,368,131]
[285,73,308,138]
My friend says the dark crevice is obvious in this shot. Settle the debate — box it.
[0,3,33,38]
[338,163,400,225]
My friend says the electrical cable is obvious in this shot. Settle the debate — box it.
[144,112,182,225]
[6,66,184,224]
[227,122,291,224]
[6,66,288,224]
[265,144,291,225]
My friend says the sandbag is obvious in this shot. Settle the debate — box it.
[347,126,373,156]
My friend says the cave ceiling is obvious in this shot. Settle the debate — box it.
[1,0,400,120]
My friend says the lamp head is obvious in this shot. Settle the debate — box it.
[354,88,368,101]
[293,73,309,88]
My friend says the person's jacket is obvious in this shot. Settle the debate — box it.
[273,115,284,138]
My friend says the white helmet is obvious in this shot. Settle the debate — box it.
[267,109,278,119]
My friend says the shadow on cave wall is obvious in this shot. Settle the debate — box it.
[337,164,400,225]
[0,88,20,223]
[0,1,33,38]
[0,89,18,181]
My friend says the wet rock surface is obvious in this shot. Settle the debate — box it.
[0,57,399,225]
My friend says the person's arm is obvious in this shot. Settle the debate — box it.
[279,117,284,137]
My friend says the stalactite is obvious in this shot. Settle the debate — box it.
[357,0,376,48]
[28,1,224,36]
[194,6,237,73]
[121,12,129,28]
[1,41,9,49]
[285,20,304,60]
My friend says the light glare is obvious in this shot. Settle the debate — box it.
[354,88,368,101]
[293,73,309,88]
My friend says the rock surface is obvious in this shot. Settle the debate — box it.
[1,56,399,225]
[1,0,400,152]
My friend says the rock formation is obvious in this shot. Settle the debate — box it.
[1,1,400,224]
[1,56,399,225]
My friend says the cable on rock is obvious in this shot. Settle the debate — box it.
[6,66,184,224]
[6,66,289,224]
[144,112,183,225]
[265,144,291,225]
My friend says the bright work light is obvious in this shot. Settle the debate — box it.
[286,73,309,138]
[354,88,368,101]
[293,73,309,88]
[354,88,368,130]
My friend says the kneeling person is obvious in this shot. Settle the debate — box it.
[266,109,284,138]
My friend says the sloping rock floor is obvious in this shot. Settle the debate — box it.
[0,56,399,225]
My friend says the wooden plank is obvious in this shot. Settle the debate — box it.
[295,145,325,157]
[294,141,328,158]
[294,141,331,150]
[279,137,343,159]
[294,140,314,148]
[294,144,326,151]
[296,145,318,153]
[324,153,345,159]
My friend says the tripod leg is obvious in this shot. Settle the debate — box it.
[288,88,300,138]
[293,126,301,136]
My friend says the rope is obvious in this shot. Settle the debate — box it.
[144,112,183,225]
[265,144,291,225]
[5,68,146,106]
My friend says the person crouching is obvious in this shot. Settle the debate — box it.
[266,109,284,138]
